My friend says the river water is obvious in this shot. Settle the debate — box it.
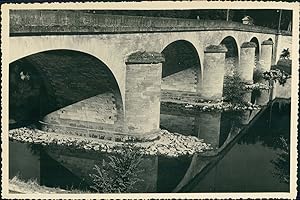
[9,100,290,193]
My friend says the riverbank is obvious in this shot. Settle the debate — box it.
[9,176,83,194]
[9,127,213,158]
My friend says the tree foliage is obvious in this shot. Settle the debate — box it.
[223,74,248,105]
[89,144,143,193]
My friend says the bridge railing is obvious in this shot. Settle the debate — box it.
[10,10,292,36]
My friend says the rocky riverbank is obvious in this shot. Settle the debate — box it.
[9,127,213,158]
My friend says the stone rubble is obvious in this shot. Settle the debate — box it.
[9,127,213,158]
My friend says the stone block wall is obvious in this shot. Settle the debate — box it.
[199,47,226,100]
[160,114,197,137]
[41,92,125,140]
[195,112,221,149]
[42,92,117,126]
[271,78,291,99]
[161,67,197,92]
[124,63,162,135]
[10,10,291,36]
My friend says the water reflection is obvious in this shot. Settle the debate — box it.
[9,100,290,193]
[182,100,290,192]
[160,110,245,150]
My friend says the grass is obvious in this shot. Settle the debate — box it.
[9,176,87,194]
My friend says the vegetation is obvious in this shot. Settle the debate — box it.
[253,69,264,83]
[262,69,290,86]
[271,136,290,184]
[9,176,85,194]
[279,48,290,60]
[223,73,248,105]
[89,144,143,193]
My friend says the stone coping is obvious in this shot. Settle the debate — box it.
[241,42,257,48]
[126,51,165,64]
[204,45,228,53]
[262,40,274,45]
[10,10,292,36]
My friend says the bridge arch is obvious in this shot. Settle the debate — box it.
[9,37,125,105]
[268,38,275,65]
[9,49,124,130]
[220,36,239,76]
[160,40,202,92]
[250,37,260,66]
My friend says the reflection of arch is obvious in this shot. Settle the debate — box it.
[220,36,239,76]
[161,40,201,78]
[9,50,123,125]
[250,37,260,65]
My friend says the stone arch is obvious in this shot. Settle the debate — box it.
[250,37,260,66]
[268,38,275,65]
[9,37,125,106]
[160,40,201,93]
[9,50,124,131]
[220,36,239,77]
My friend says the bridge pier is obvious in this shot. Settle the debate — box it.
[259,40,274,72]
[124,51,164,140]
[195,112,221,149]
[255,40,273,106]
[199,45,227,100]
[239,42,256,84]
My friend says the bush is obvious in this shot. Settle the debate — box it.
[89,144,143,193]
[279,48,290,60]
[253,69,264,83]
[273,60,291,75]
[223,73,247,105]
[262,69,290,86]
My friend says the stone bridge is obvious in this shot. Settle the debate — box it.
[9,10,292,140]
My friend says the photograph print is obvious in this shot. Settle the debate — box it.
[1,2,298,199]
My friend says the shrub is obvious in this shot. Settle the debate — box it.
[253,69,264,83]
[89,144,143,193]
[279,48,290,60]
[273,60,291,75]
[262,69,290,86]
[223,73,248,105]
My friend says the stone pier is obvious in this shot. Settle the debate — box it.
[255,40,273,106]
[195,112,221,149]
[199,45,227,100]
[124,51,164,140]
[241,92,252,125]
[239,42,257,83]
[259,40,274,72]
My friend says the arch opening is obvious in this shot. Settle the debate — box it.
[220,36,239,77]
[250,37,260,67]
[9,50,123,130]
[160,40,201,93]
[268,38,275,65]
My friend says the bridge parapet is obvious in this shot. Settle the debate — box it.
[10,10,291,36]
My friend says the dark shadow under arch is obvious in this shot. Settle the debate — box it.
[220,36,239,59]
[220,36,239,77]
[250,37,260,57]
[268,38,275,64]
[161,40,201,78]
[9,50,123,128]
